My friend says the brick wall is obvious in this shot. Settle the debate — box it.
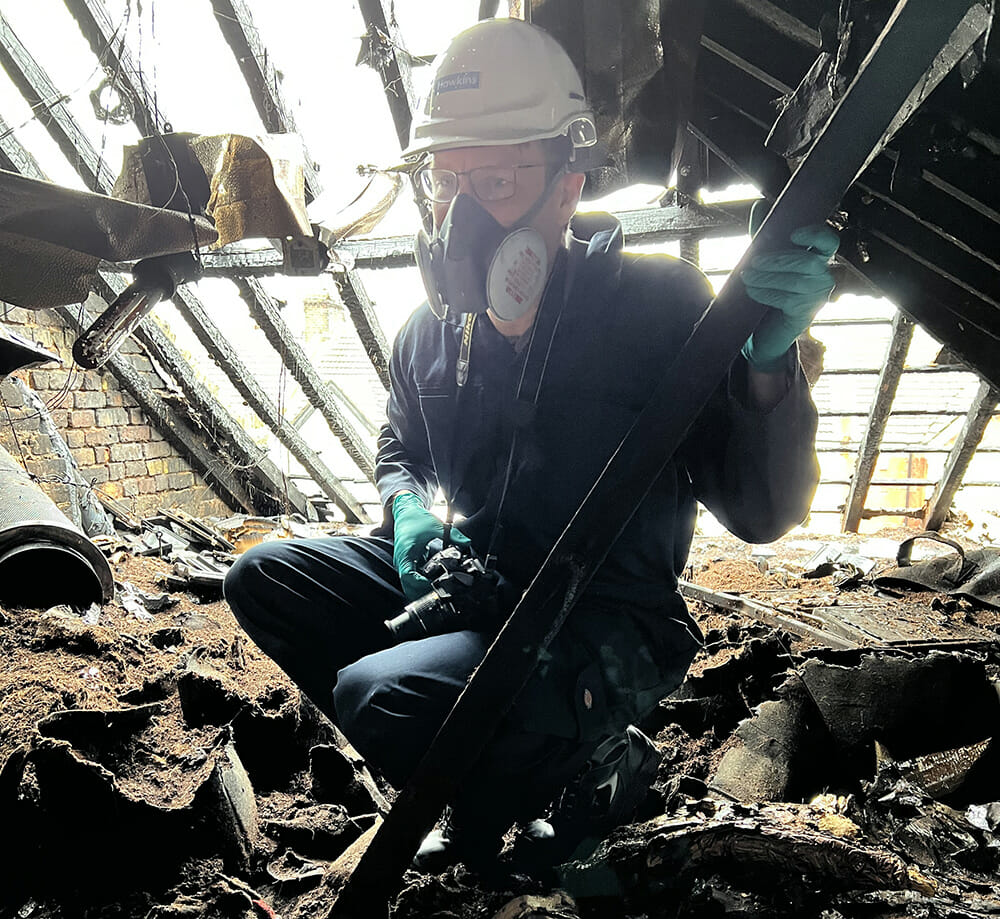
[0,304,233,521]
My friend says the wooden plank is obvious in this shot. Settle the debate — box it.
[924,380,1000,529]
[355,0,418,152]
[235,277,376,481]
[333,268,391,391]
[842,311,914,532]
[679,581,859,649]
[199,199,758,276]
[328,3,989,914]
[170,285,370,524]
[726,0,822,48]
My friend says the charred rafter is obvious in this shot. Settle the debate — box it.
[234,277,377,481]
[207,0,322,201]
[0,12,117,192]
[924,380,1000,530]
[0,17,368,519]
[842,311,915,533]
[355,0,419,152]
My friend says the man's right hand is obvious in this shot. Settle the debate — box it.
[391,493,471,601]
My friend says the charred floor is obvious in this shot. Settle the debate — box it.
[2,0,1000,917]
[3,523,1000,918]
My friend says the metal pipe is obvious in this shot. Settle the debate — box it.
[0,443,113,609]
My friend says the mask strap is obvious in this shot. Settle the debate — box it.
[456,311,476,388]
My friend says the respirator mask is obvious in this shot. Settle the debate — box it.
[414,167,566,322]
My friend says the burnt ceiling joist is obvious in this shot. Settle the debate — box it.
[924,379,1000,529]
[687,0,1000,393]
[196,198,758,275]
[355,0,419,152]
[235,276,377,481]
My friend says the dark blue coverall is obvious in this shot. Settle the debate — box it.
[224,220,820,822]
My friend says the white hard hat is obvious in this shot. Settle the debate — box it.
[403,18,597,161]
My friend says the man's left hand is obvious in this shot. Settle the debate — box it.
[740,223,839,373]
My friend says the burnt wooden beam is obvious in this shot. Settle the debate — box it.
[207,0,321,200]
[333,267,391,391]
[199,199,758,276]
[0,11,367,519]
[0,114,44,175]
[0,12,117,192]
[54,303,258,514]
[234,277,377,481]
[329,2,987,913]
[0,93,313,517]
[842,311,915,533]
[726,0,822,49]
[108,288,314,518]
[355,0,418,152]
[923,380,1000,530]
[62,0,165,137]
[679,581,859,649]
[169,286,370,523]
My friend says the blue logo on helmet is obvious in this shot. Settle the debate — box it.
[436,71,480,93]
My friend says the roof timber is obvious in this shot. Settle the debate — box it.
[96,272,318,519]
[0,8,368,521]
[334,266,391,391]
[234,276,377,480]
[202,0,394,390]
[206,0,322,200]
[842,310,915,533]
[198,199,758,276]
[0,11,118,192]
[924,380,1000,530]
[0,86,316,518]
[167,284,371,523]
[355,0,419,152]
[63,0,166,137]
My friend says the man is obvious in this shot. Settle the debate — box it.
[225,17,835,872]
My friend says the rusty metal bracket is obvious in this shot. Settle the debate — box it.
[329,1,991,914]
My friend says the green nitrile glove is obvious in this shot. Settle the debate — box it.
[391,492,472,601]
[741,202,839,372]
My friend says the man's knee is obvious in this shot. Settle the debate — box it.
[223,542,282,626]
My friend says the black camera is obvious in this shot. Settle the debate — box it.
[384,544,507,643]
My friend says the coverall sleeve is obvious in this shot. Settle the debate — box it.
[683,348,820,544]
[373,320,439,533]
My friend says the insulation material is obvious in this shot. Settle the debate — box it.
[115,133,312,247]
[205,133,312,247]
[0,171,217,309]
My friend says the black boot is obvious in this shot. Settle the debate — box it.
[511,724,661,869]
[412,804,507,873]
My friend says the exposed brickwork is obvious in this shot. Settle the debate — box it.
[0,304,233,520]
